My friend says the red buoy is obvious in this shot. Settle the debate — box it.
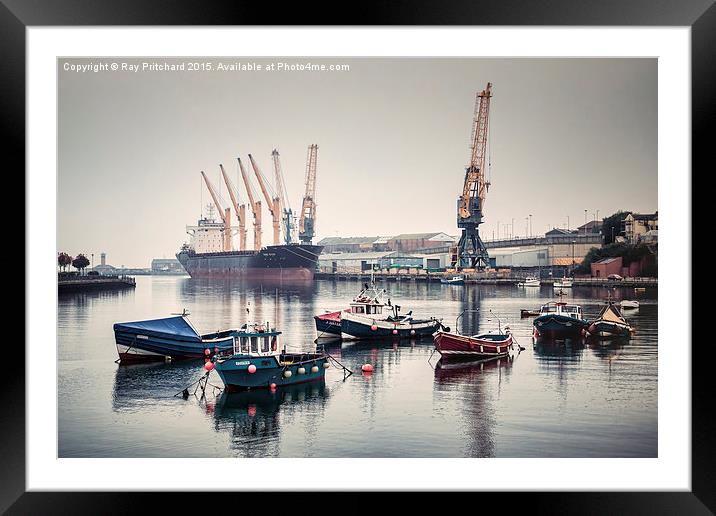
[361,364,374,372]
[204,361,214,371]
[410,329,416,336]
[247,364,257,373]
[270,383,277,390]
[392,329,398,335]
[204,348,210,356]
[371,324,378,331]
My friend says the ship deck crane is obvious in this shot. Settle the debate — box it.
[299,144,318,245]
[248,154,281,246]
[272,149,295,245]
[200,170,232,251]
[219,163,247,250]
[238,157,262,251]
[452,82,492,270]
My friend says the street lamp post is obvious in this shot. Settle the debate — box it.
[571,240,576,276]
[529,214,532,238]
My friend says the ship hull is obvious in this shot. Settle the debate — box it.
[176,244,322,280]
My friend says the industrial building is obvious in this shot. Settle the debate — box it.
[317,233,455,255]
[151,258,185,274]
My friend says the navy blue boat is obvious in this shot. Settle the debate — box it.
[213,322,329,392]
[113,314,236,363]
[532,301,590,339]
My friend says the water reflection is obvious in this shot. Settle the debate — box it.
[434,355,514,383]
[112,360,205,412]
[212,381,329,457]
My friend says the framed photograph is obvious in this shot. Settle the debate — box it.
[9,0,708,512]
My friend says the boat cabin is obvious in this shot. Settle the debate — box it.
[348,302,384,316]
[230,323,282,357]
[539,302,584,320]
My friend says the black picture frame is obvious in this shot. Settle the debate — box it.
[6,0,706,513]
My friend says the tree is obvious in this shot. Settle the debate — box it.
[602,210,631,245]
[72,254,90,274]
[58,252,72,272]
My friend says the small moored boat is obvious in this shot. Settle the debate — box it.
[440,275,465,285]
[338,279,445,340]
[517,276,540,287]
[587,301,632,338]
[213,322,329,392]
[619,300,640,309]
[433,310,514,361]
[532,292,590,339]
[553,277,573,288]
[113,312,236,363]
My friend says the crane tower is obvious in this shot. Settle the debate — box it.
[299,144,318,244]
[452,82,492,270]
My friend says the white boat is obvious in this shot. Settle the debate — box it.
[440,275,465,285]
[619,300,640,309]
[517,276,540,287]
[553,277,573,288]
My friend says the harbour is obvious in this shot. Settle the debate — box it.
[55,59,661,466]
[58,275,657,458]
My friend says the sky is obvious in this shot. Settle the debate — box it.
[58,57,656,268]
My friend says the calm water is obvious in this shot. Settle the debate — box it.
[58,276,657,458]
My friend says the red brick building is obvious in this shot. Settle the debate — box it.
[591,257,623,278]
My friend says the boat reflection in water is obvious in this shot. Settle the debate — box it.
[532,336,587,357]
[433,354,514,383]
[212,380,329,456]
[587,337,629,361]
[112,360,204,412]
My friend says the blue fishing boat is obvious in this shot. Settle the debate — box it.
[532,299,590,339]
[213,322,330,392]
[338,278,445,340]
[113,312,236,363]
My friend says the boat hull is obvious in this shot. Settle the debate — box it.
[434,331,513,360]
[587,320,631,338]
[340,314,442,340]
[113,329,234,363]
[176,244,323,280]
[533,314,589,339]
[214,353,329,392]
[314,311,343,336]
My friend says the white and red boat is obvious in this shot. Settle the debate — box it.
[434,331,513,360]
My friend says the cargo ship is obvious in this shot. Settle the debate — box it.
[176,216,322,280]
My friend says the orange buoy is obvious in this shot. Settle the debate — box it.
[247,364,257,374]
[204,361,214,371]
